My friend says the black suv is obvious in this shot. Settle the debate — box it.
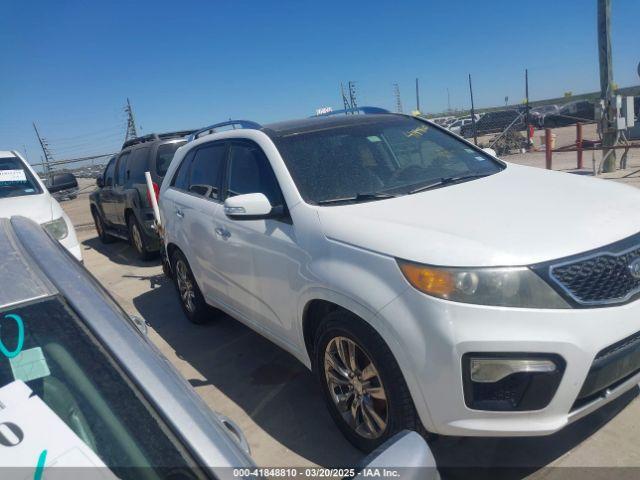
[90,131,192,259]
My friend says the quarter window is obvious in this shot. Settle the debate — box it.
[227,142,283,206]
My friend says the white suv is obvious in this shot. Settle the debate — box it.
[160,112,640,452]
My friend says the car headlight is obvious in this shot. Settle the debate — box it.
[397,260,570,308]
[42,216,69,240]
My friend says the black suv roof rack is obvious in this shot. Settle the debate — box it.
[187,120,262,142]
[313,106,390,117]
[121,130,196,149]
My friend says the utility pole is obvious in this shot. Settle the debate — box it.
[598,0,616,172]
[447,88,451,113]
[468,74,478,145]
[393,83,403,114]
[33,123,54,181]
[525,69,531,145]
[124,98,139,142]
[415,78,421,113]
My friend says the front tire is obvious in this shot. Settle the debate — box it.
[92,208,115,244]
[171,249,209,324]
[314,311,425,452]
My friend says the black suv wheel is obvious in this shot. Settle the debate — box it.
[128,215,153,260]
[92,208,115,244]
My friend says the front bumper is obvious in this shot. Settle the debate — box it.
[377,286,640,437]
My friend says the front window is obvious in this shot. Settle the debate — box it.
[273,116,503,204]
[0,296,203,479]
[0,156,42,199]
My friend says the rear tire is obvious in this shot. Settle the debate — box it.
[128,215,153,261]
[92,208,115,244]
[314,310,426,453]
[171,249,209,324]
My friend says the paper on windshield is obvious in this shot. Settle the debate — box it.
[0,169,27,183]
[0,380,116,477]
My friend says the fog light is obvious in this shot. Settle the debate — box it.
[463,353,565,411]
[470,358,557,383]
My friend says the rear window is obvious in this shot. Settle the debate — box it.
[156,142,186,177]
[0,156,42,199]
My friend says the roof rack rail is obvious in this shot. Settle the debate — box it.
[187,120,262,142]
[121,129,196,149]
[313,106,390,117]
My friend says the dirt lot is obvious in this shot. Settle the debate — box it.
[63,144,640,477]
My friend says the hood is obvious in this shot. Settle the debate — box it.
[0,193,54,225]
[316,163,640,267]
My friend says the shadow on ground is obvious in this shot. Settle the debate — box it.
[130,273,637,476]
[82,235,160,268]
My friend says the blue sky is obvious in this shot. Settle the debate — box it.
[1,0,639,164]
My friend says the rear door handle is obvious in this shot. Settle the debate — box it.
[175,208,184,218]
[215,227,230,239]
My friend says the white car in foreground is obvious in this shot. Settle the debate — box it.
[0,150,81,260]
[160,112,640,452]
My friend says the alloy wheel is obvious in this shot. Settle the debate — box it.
[175,260,195,313]
[324,336,388,439]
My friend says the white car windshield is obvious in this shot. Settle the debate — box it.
[274,116,504,204]
[0,296,203,478]
[0,156,42,199]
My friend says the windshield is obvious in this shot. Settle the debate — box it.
[0,156,42,199]
[273,116,503,204]
[156,141,186,177]
[0,296,204,479]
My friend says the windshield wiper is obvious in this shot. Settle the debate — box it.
[408,173,491,194]
[316,192,398,205]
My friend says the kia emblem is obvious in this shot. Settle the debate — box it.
[629,258,640,279]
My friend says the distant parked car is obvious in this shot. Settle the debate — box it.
[460,109,524,137]
[0,150,81,261]
[543,100,595,128]
[89,131,193,259]
[528,104,559,127]
[448,116,478,135]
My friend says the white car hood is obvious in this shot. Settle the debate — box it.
[317,163,640,267]
[0,193,54,224]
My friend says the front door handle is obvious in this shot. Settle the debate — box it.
[215,227,230,239]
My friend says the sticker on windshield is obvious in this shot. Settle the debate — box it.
[9,347,51,383]
[474,156,487,162]
[404,125,429,138]
[0,381,116,474]
[367,136,382,143]
[464,148,475,153]
[0,169,27,184]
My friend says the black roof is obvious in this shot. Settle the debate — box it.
[121,130,195,150]
[262,113,401,138]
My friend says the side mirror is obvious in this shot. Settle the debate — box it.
[96,176,105,188]
[224,193,280,220]
[48,172,78,193]
[355,431,438,479]
[130,315,148,336]
[482,147,497,158]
